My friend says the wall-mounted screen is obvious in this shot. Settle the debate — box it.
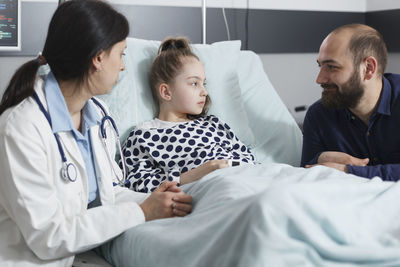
[0,0,20,51]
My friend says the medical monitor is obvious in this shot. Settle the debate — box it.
[0,0,21,51]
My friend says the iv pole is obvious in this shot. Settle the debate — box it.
[202,0,206,44]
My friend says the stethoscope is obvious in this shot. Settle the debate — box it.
[33,92,127,186]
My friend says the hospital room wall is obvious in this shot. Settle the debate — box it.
[2,54,400,126]
[259,53,400,124]
[1,0,400,125]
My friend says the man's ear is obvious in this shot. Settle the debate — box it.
[159,83,172,101]
[92,50,105,72]
[363,56,378,80]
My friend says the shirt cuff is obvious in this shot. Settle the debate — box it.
[301,152,322,167]
[346,164,367,178]
[168,168,181,183]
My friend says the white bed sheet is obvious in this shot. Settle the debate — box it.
[98,164,400,267]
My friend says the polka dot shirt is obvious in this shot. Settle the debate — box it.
[121,115,255,193]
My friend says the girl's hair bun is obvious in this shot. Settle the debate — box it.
[159,37,191,54]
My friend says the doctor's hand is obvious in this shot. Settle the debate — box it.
[318,151,369,166]
[157,181,193,217]
[140,182,193,221]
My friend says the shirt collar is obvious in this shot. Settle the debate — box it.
[345,75,392,120]
[45,72,101,135]
[376,75,392,116]
[82,100,102,132]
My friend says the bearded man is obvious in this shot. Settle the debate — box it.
[301,23,400,180]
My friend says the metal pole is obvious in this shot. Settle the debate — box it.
[202,0,206,44]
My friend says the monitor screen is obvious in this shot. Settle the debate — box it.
[0,0,20,51]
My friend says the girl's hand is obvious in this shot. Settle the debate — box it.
[205,159,230,171]
[180,159,229,185]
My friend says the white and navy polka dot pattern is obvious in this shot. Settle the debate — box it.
[121,115,255,193]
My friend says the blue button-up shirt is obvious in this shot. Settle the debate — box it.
[45,72,101,202]
[301,73,400,181]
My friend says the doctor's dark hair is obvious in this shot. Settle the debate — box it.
[0,0,129,115]
[149,37,211,120]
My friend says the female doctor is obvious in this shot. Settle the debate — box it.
[0,0,192,266]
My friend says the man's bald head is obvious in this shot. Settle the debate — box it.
[328,24,387,76]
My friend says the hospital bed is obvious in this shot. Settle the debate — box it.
[75,39,400,266]
[98,38,303,167]
[74,37,302,266]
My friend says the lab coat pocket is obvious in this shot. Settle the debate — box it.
[56,169,86,217]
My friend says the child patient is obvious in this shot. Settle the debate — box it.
[121,37,255,193]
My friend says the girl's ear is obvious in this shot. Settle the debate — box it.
[159,83,172,101]
[92,50,105,72]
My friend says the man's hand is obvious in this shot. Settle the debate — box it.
[306,151,369,173]
[318,151,369,166]
[306,162,348,172]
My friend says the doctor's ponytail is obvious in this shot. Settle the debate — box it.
[0,59,41,115]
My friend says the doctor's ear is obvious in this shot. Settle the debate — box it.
[92,50,105,72]
[159,83,172,101]
[363,56,377,80]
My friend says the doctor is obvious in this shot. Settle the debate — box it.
[0,0,192,266]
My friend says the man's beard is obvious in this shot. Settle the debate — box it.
[320,69,364,109]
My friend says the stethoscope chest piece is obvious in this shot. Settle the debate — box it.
[61,162,78,182]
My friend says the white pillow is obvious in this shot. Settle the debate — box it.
[99,38,255,147]
[237,51,303,166]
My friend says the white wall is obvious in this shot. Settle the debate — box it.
[258,53,320,124]
[0,57,34,96]
[3,1,400,125]
[20,0,400,12]
[366,0,400,11]
[386,54,400,73]
[23,0,367,12]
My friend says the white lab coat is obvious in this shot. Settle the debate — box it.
[0,77,149,266]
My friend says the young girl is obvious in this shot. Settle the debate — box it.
[121,37,255,193]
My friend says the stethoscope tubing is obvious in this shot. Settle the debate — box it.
[33,92,126,185]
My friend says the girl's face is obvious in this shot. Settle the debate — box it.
[168,57,208,118]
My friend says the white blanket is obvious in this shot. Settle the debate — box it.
[102,164,400,267]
